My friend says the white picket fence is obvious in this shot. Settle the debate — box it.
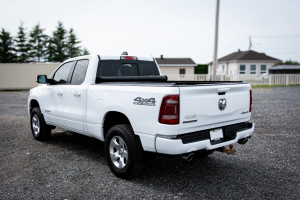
[165,74,300,85]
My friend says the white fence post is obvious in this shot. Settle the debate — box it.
[286,75,289,86]
[269,75,272,86]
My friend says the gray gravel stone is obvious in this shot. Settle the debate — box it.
[0,87,299,199]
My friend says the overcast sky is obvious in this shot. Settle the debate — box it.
[2,0,300,63]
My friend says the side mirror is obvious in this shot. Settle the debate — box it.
[36,75,48,84]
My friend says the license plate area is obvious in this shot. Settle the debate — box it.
[210,128,223,141]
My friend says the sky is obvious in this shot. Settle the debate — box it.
[1,0,300,64]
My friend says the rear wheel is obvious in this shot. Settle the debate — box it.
[30,107,51,141]
[105,124,145,179]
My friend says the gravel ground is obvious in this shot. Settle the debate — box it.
[0,87,299,199]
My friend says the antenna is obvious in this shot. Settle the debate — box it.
[249,36,252,50]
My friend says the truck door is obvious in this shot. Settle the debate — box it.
[43,61,75,127]
[63,59,89,134]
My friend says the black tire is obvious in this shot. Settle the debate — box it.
[105,124,145,179]
[30,107,51,141]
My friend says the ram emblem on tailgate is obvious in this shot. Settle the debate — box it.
[218,98,227,111]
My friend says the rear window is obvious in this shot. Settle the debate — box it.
[96,60,160,77]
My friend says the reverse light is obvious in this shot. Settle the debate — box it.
[249,89,252,112]
[159,95,179,124]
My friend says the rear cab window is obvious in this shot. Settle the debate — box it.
[96,59,160,78]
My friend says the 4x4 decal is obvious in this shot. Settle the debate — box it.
[133,97,156,106]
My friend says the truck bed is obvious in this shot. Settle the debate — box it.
[94,76,245,87]
[94,81,246,87]
[92,78,251,136]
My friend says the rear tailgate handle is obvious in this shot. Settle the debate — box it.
[218,88,230,95]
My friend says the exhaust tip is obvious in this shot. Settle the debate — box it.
[238,138,248,145]
[180,153,194,161]
[187,153,194,161]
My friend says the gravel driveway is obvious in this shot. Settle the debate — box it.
[0,87,299,199]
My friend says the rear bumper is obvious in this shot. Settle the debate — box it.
[156,123,255,155]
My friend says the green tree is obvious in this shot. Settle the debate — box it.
[66,28,82,58]
[82,47,90,56]
[28,23,48,62]
[0,28,16,63]
[195,64,208,74]
[274,59,300,66]
[46,21,67,62]
[15,22,30,62]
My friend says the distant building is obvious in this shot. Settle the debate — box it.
[155,55,196,76]
[269,65,300,74]
[208,50,281,75]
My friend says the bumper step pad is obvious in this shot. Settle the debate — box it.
[177,122,253,145]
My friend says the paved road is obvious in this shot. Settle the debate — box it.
[0,87,299,199]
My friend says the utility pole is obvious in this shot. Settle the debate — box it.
[212,0,220,81]
[249,36,252,50]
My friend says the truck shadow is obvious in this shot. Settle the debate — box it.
[43,130,284,199]
[44,130,106,164]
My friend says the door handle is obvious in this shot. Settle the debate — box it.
[73,91,81,97]
[56,91,63,95]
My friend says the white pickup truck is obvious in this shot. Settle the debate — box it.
[28,53,254,178]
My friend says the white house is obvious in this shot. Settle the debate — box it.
[208,50,281,76]
[155,55,196,76]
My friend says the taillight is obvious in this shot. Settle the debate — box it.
[159,95,179,124]
[249,89,252,112]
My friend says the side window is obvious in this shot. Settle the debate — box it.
[250,64,257,74]
[53,61,74,84]
[260,64,267,74]
[71,59,89,84]
[180,68,186,77]
[239,65,246,74]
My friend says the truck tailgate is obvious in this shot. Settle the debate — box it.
[179,84,251,134]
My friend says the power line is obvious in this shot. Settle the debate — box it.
[250,34,300,38]
[254,47,300,50]
[271,51,300,55]
[193,56,213,59]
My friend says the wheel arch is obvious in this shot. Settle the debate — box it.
[29,99,40,115]
[102,111,133,140]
